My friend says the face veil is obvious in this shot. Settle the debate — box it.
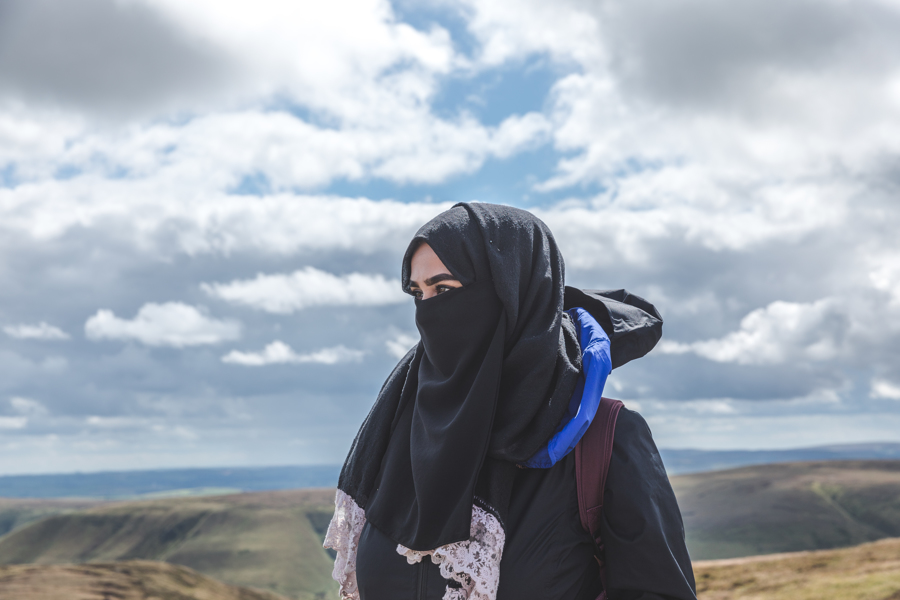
[365,280,507,549]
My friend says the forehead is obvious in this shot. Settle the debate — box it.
[410,243,451,280]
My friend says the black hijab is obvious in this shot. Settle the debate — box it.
[336,202,663,552]
[339,202,581,551]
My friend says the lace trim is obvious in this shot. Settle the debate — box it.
[323,489,366,600]
[396,505,505,600]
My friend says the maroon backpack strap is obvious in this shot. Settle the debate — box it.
[575,396,624,599]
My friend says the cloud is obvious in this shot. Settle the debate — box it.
[10,397,48,416]
[0,416,27,430]
[0,181,448,256]
[145,0,457,120]
[674,399,738,415]
[4,0,900,472]
[459,0,603,66]
[870,255,900,305]
[586,0,893,104]
[203,267,407,314]
[871,379,900,401]
[385,332,419,360]
[221,341,364,366]
[85,416,150,429]
[0,0,233,114]
[659,299,847,365]
[3,321,69,340]
[459,0,900,261]
[84,302,240,347]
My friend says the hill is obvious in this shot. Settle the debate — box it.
[673,460,900,559]
[0,498,102,539]
[0,560,290,600]
[661,442,900,474]
[3,443,899,499]
[0,465,341,499]
[0,489,337,600]
[693,536,900,600]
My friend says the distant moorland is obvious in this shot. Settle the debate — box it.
[674,460,900,559]
[0,465,342,499]
[661,442,900,475]
[0,489,337,600]
[0,460,898,599]
[2,442,900,499]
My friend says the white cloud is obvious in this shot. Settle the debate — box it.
[10,397,48,416]
[203,267,407,314]
[659,299,846,365]
[0,105,85,169]
[456,0,900,282]
[145,0,457,118]
[221,341,364,366]
[460,0,603,66]
[870,255,900,305]
[86,416,149,429]
[680,400,739,415]
[871,379,900,400]
[3,321,70,340]
[0,0,553,258]
[385,332,419,360]
[84,302,240,347]
[0,180,448,256]
[0,417,27,430]
[536,181,851,270]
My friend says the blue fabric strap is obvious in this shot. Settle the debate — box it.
[522,307,612,468]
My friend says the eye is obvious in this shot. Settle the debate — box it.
[412,289,423,300]
[435,285,453,295]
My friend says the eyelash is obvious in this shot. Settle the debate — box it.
[412,285,453,300]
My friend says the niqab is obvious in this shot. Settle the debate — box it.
[349,202,582,550]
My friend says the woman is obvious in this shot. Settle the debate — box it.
[325,202,696,600]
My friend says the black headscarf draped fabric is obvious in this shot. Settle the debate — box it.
[337,202,664,553]
[340,202,581,551]
[401,204,584,464]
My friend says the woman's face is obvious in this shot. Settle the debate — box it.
[408,243,463,300]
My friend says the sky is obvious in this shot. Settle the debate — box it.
[2,0,900,475]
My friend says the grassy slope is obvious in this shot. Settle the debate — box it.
[0,489,338,600]
[694,537,900,600]
[0,498,102,539]
[0,559,290,600]
[672,460,900,559]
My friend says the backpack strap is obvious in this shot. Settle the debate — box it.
[575,396,624,599]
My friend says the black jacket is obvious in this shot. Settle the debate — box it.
[355,409,697,600]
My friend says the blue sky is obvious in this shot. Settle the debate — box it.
[1,0,900,475]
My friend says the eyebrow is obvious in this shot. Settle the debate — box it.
[409,273,458,288]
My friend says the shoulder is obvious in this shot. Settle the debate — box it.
[613,406,651,437]
[609,406,668,484]
[613,407,658,456]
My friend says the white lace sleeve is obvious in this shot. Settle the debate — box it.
[324,489,367,600]
[396,505,505,600]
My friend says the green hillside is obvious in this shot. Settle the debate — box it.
[673,460,900,559]
[0,489,338,600]
[0,560,290,600]
[0,498,102,539]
